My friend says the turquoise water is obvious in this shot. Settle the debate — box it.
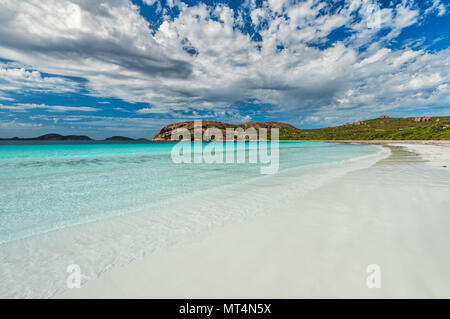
[0,141,386,298]
[0,142,379,244]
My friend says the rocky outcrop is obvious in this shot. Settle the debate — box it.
[345,121,363,127]
[152,121,229,141]
[0,134,93,141]
[414,117,431,122]
[152,120,297,141]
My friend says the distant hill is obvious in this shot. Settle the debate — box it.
[104,136,150,142]
[152,116,450,141]
[280,116,450,140]
[240,121,296,129]
[0,134,151,142]
[0,134,93,141]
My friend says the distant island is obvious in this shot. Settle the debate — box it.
[104,136,151,142]
[0,134,93,141]
[152,116,450,141]
[0,134,151,142]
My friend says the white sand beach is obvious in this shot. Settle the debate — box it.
[58,143,450,299]
[390,143,450,172]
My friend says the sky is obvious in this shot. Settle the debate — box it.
[0,0,449,139]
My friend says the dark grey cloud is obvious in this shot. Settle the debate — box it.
[0,2,192,79]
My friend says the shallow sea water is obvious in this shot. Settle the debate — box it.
[0,141,385,298]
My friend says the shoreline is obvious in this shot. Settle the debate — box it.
[59,143,450,298]
[1,142,386,298]
[339,141,449,171]
[290,140,450,172]
[1,139,449,145]
[280,140,450,145]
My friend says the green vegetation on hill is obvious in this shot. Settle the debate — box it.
[152,116,450,141]
[277,116,450,140]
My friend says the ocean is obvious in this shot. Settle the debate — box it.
[0,141,385,298]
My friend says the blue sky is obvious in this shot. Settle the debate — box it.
[0,0,449,139]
